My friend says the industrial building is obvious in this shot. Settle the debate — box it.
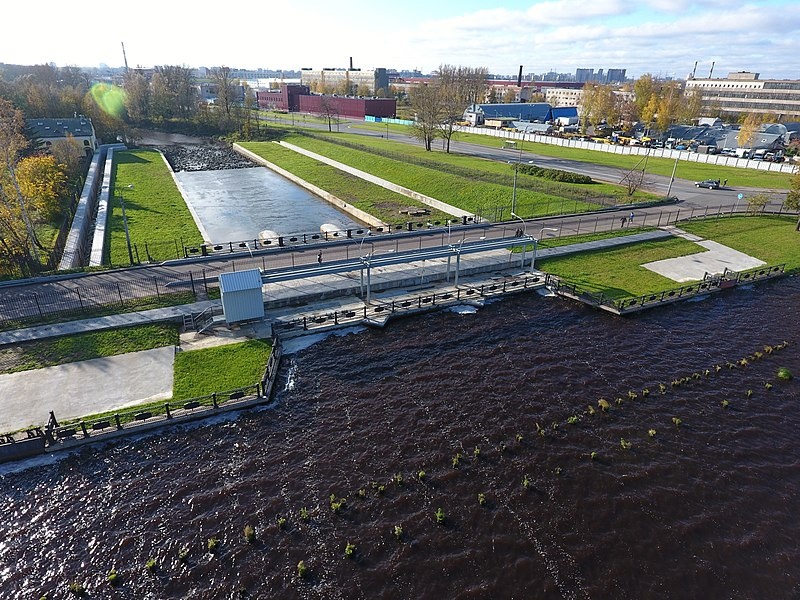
[685,72,800,121]
[256,84,395,119]
[300,66,389,96]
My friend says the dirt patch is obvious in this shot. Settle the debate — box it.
[159,144,258,172]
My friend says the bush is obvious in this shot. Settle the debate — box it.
[519,163,594,184]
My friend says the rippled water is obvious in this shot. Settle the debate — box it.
[2,279,799,599]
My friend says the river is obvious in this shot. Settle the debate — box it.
[1,277,799,599]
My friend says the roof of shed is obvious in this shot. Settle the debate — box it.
[219,269,263,293]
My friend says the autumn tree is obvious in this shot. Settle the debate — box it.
[737,112,769,149]
[785,168,800,231]
[0,99,43,273]
[123,70,150,123]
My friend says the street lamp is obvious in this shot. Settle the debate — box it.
[532,227,559,270]
[120,184,134,265]
[510,211,529,269]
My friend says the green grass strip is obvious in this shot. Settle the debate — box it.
[172,339,272,401]
[109,149,203,265]
[0,323,180,375]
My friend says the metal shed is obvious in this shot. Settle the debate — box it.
[218,269,265,324]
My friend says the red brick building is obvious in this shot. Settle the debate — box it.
[256,83,396,119]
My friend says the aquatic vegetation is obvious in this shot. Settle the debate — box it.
[329,494,346,514]
[628,390,638,400]
[393,525,403,540]
[478,493,487,506]
[554,466,563,475]
[473,446,481,458]
[746,389,753,398]
[277,516,287,529]
[178,547,189,562]
[778,367,793,381]
[615,397,624,405]
[522,475,531,489]
[515,433,523,443]
[642,388,650,397]
[344,542,356,559]
[297,560,308,579]
[207,537,219,553]
[452,452,462,468]
[672,417,682,427]
[244,525,255,543]
[659,383,667,394]
[648,429,657,437]
[567,415,579,425]
[620,438,632,450]
[765,382,773,390]
[587,405,596,415]
[393,473,404,486]
[67,581,85,596]
[145,557,157,571]
[435,507,445,524]
[722,399,730,408]
[590,451,598,460]
[106,568,120,586]
[739,358,749,367]
[551,421,559,430]
[598,399,610,412]
[299,507,310,521]
[417,470,426,481]
[357,488,367,499]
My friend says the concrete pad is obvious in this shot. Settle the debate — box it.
[0,346,175,432]
[643,240,766,283]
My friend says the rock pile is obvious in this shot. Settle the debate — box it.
[160,144,257,172]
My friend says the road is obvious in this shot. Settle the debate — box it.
[0,121,791,322]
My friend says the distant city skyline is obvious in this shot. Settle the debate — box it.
[3,0,799,80]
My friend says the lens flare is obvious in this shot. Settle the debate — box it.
[89,83,126,119]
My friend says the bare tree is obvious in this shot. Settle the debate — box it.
[209,66,237,131]
[410,83,441,151]
[433,64,488,153]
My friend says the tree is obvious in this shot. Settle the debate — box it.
[745,191,772,214]
[410,83,441,151]
[785,168,800,231]
[738,112,768,149]
[209,66,238,132]
[123,70,150,123]
[318,96,339,133]
[431,64,487,152]
[502,88,517,103]
[0,99,43,273]
[15,154,68,220]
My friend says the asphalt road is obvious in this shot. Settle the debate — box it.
[0,122,791,321]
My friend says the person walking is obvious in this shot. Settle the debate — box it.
[317,251,323,264]
[629,211,634,226]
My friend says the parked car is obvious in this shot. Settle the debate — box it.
[695,179,720,189]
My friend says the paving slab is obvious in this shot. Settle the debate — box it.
[0,346,174,432]
[643,240,766,282]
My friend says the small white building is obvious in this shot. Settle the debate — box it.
[219,269,265,324]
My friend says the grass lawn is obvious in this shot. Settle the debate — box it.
[537,237,706,299]
[239,142,453,226]
[266,131,651,220]
[680,215,800,272]
[0,323,179,375]
[109,149,203,265]
[172,339,272,401]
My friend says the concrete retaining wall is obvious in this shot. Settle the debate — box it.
[58,151,103,270]
[88,147,119,266]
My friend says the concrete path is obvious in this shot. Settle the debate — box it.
[0,346,174,432]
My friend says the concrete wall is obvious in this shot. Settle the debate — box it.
[88,147,119,266]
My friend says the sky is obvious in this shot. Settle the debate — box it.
[3,0,799,80]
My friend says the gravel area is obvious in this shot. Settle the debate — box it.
[159,144,258,172]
